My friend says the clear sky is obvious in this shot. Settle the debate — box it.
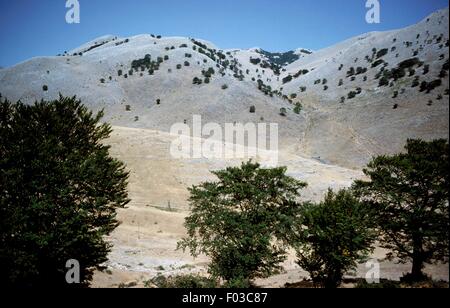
[0,0,448,67]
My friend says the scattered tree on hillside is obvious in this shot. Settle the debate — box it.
[292,189,375,288]
[354,139,449,282]
[178,161,306,287]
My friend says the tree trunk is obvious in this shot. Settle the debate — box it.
[411,256,425,280]
[410,235,426,281]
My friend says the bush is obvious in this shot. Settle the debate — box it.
[250,58,261,65]
[376,48,389,59]
[294,103,302,114]
[184,61,190,67]
[221,84,228,90]
[118,70,123,76]
[176,64,182,70]
[379,76,389,87]
[125,105,131,111]
[178,161,306,285]
[354,139,449,282]
[193,77,202,85]
[398,58,422,70]
[148,274,219,289]
[282,75,293,84]
[356,67,367,75]
[346,67,355,77]
[420,79,442,93]
[42,85,48,92]
[279,107,287,117]
[293,189,375,288]
[0,96,129,287]
[100,78,105,84]
[347,91,357,99]
[204,77,210,84]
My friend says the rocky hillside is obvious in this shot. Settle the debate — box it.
[0,8,448,168]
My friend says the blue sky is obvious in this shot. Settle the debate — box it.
[0,0,448,67]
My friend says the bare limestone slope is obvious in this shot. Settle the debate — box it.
[0,8,448,168]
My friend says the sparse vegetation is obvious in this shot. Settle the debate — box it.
[193,77,202,85]
[282,75,293,84]
[376,48,389,59]
[294,103,302,114]
[420,80,443,93]
[147,274,219,289]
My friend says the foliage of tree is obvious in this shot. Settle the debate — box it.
[178,161,306,286]
[293,189,375,288]
[0,96,130,287]
[354,139,449,281]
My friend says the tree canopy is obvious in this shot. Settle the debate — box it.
[0,96,130,287]
[354,139,449,281]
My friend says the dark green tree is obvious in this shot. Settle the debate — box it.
[293,189,375,288]
[178,161,306,287]
[0,96,130,287]
[354,139,449,282]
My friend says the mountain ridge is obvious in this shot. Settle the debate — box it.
[0,7,448,169]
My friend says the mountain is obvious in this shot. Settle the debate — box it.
[0,8,448,169]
